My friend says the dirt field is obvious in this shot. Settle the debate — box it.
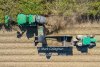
[0,27,100,67]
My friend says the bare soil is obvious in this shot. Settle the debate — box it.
[0,27,100,67]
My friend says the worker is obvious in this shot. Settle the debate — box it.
[72,35,83,46]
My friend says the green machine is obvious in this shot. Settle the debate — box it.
[16,14,46,26]
[4,14,46,42]
[5,15,10,26]
[81,36,96,46]
[82,36,91,45]
[28,14,36,26]
[17,14,36,26]
[73,35,96,47]
[82,36,96,46]
[17,14,27,26]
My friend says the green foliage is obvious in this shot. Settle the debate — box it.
[87,2,100,15]
[0,0,99,22]
[45,0,77,16]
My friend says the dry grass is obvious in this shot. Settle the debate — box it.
[46,16,100,34]
[0,32,100,67]
[0,62,100,67]
[0,23,100,67]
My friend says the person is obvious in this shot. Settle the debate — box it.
[72,35,83,46]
